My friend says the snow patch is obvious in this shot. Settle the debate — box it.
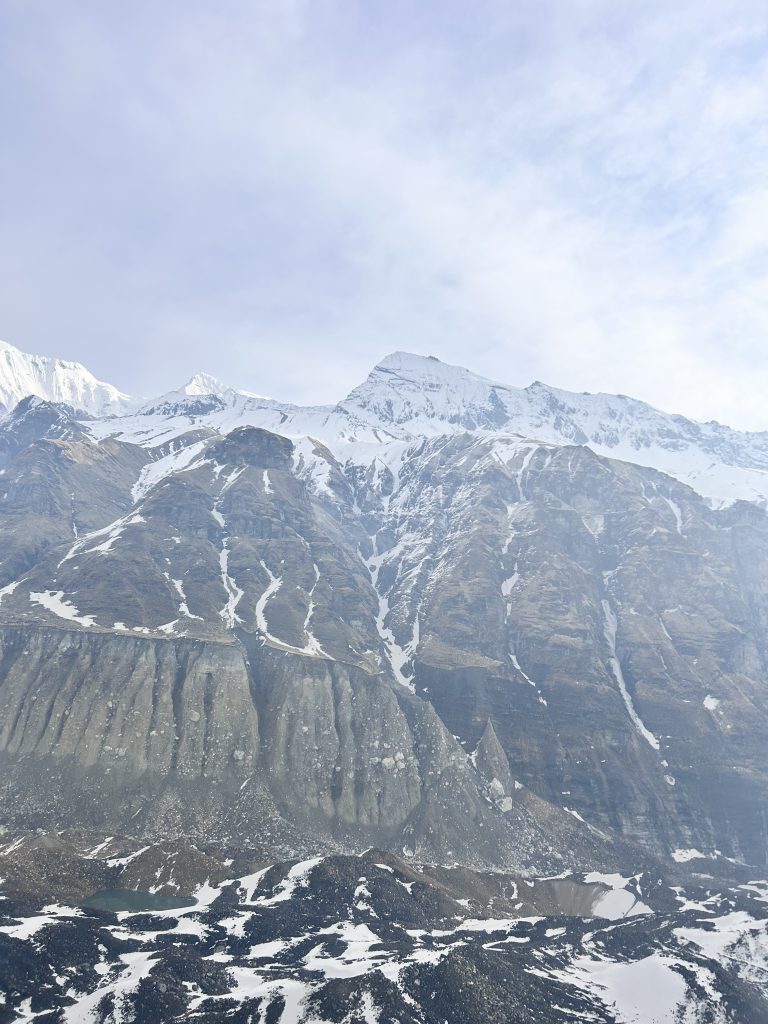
[131,439,209,502]
[602,599,660,750]
[672,848,708,863]
[30,590,96,628]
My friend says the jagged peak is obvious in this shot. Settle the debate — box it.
[0,338,90,374]
[0,338,131,417]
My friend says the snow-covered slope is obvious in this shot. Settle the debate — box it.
[338,352,768,506]
[0,339,131,417]
[346,352,768,471]
[86,350,768,509]
[2,337,768,507]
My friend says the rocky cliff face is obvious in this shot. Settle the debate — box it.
[0,349,766,879]
[346,434,768,865]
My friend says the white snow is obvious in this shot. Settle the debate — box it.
[663,495,684,535]
[672,848,707,863]
[234,866,273,903]
[218,542,243,629]
[178,372,231,397]
[501,563,520,597]
[0,579,20,606]
[584,871,632,888]
[105,845,153,868]
[303,922,387,978]
[515,446,538,499]
[566,953,688,1023]
[338,353,768,508]
[30,590,96,628]
[674,911,768,984]
[703,694,721,712]
[564,807,586,823]
[61,950,159,1024]
[167,575,202,621]
[0,338,131,416]
[509,652,547,706]
[602,599,660,750]
[132,439,208,502]
[254,561,283,641]
[591,888,652,920]
[251,857,322,907]
[300,564,328,657]
[358,992,379,1024]
[366,544,416,691]
[246,938,293,959]
[213,498,243,629]
[583,872,652,920]
[291,436,338,499]
[220,465,245,492]
[582,513,605,539]
[0,903,83,940]
[252,561,330,658]
[59,511,146,565]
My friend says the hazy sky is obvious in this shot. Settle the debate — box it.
[2,1,768,427]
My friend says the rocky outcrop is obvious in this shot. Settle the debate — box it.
[0,627,258,774]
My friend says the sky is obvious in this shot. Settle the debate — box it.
[1,1,768,428]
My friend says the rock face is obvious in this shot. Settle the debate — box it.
[362,435,768,865]
[0,347,766,877]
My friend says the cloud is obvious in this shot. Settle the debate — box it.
[0,0,767,427]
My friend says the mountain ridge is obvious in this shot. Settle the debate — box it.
[62,345,768,509]
[3,337,768,508]
[0,338,132,417]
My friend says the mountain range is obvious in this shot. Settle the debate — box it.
[5,341,768,506]
[0,337,767,1023]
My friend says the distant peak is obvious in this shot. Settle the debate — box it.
[0,338,92,375]
[373,351,495,385]
[376,351,443,369]
[181,372,232,397]
[0,338,130,416]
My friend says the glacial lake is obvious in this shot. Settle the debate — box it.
[82,889,197,912]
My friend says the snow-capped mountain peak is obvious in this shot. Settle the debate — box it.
[4,337,768,509]
[0,338,131,418]
[180,372,233,397]
[334,351,768,507]
[341,351,671,441]
[337,351,513,436]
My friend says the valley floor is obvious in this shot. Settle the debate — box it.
[1,832,767,1023]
